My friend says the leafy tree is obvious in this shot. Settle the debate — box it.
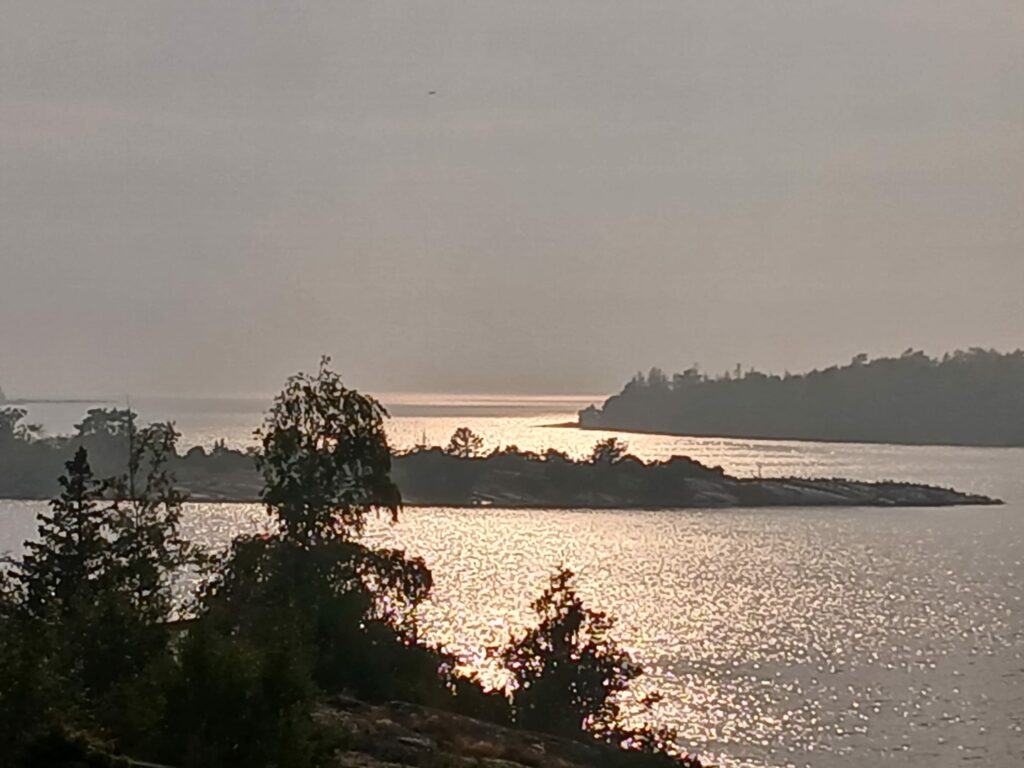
[501,568,642,739]
[0,407,41,446]
[75,408,134,439]
[107,421,202,626]
[446,426,484,458]
[256,356,400,544]
[198,358,453,721]
[590,437,627,465]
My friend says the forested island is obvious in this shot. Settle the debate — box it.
[0,408,998,509]
[579,348,1024,447]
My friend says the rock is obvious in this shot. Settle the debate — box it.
[312,698,684,768]
[396,735,433,749]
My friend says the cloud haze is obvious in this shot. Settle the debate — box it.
[2,1,1022,397]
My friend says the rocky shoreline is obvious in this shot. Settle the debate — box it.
[30,695,716,768]
[170,449,1001,509]
[0,437,1000,509]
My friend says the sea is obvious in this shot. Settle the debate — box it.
[1,395,1021,768]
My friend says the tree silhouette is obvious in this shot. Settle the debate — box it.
[106,421,203,625]
[17,447,107,620]
[446,427,484,458]
[590,437,627,464]
[501,568,642,739]
[582,348,1024,446]
[75,408,134,439]
[256,356,400,544]
[0,407,40,446]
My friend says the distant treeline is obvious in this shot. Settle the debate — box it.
[579,348,1024,447]
[0,413,996,508]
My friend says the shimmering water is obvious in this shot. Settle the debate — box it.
[2,397,1022,767]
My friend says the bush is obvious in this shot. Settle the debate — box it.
[500,567,681,761]
[160,622,316,768]
[501,567,642,739]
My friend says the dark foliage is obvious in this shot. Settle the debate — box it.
[581,348,1024,446]
[501,568,673,746]
[590,437,628,465]
[166,359,511,765]
[446,426,485,458]
[501,568,641,737]
[256,356,400,543]
[0,425,202,763]
[0,362,693,768]
[160,620,317,767]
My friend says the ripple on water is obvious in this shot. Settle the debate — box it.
[2,495,1022,766]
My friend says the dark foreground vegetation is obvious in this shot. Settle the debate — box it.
[580,348,1024,446]
[0,413,998,508]
[0,360,706,768]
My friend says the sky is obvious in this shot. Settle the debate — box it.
[2,1,1022,398]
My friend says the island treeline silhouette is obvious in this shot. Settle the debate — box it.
[0,408,996,509]
[580,348,1024,447]
[0,359,698,768]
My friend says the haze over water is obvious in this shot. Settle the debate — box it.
[3,396,1022,767]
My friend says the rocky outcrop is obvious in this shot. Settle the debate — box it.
[314,695,697,767]
[27,696,705,768]
[387,449,999,509]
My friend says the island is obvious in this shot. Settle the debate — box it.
[169,447,998,508]
[578,348,1024,447]
[0,419,1000,508]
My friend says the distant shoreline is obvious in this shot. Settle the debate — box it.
[580,350,1024,448]
[3,399,113,406]
[546,420,1024,451]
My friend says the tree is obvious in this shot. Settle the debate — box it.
[0,430,202,759]
[446,427,484,459]
[590,437,627,465]
[106,421,203,626]
[0,561,56,761]
[75,408,134,439]
[501,568,642,740]
[16,448,108,621]
[256,356,400,544]
[0,407,41,446]
[647,367,669,390]
[5,448,120,735]
[202,358,449,709]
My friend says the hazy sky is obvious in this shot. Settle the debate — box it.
[2,2,1022,397]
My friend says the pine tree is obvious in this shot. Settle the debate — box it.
[18,447,108,620]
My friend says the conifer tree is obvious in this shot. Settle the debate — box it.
[18,447,108,620]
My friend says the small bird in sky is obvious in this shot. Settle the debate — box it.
[427,90,437,96]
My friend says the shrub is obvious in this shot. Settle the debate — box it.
[501,567,642,738]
